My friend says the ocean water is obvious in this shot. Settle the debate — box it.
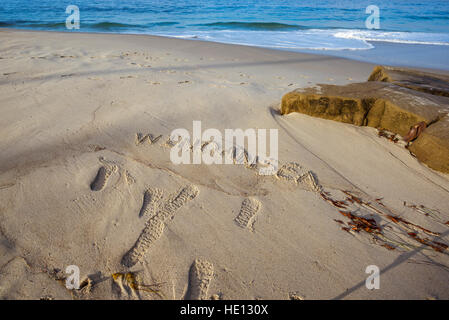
[1,0,449,52]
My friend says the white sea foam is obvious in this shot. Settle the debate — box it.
[333,29,449,46]
[151,28,449,51]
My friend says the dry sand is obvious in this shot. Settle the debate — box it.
[0,29,448,300]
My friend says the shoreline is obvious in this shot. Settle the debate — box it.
[2,27,449,72]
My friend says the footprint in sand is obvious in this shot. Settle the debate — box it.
[124,170,136,185]
[160,70,176,74]
[120,75,136,79]
[90,166,113,191]
[130,62,152,68]
[139,187,164,218]
[235,198,261,231]
[145,80,161,85]
[122,185,199,267]
[188,258,214,300]
[122,218,165,268]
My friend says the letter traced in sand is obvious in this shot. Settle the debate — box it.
[188,258,214,300]
[122,185,199,267]
[235,198,261,231]
[90,166,113,191]
[299,171,322,193]
[276,162,322,192]
[135,133,162,145]
[139,188,164,218]
[277,162,306,183]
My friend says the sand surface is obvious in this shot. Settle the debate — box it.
[0,29,448,300]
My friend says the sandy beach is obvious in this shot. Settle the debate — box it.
[0,29,448,300]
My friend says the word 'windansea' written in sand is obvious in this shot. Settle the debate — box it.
[169,121,278,175]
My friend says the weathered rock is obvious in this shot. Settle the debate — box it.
[281,80,449,174]
[409,115,449,174]
[368,66,449,97]
[281,81,448,135]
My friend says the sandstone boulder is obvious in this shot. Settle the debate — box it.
[368,66,449,97]
[409,115,449,174]
[281,81,448,135]
[281,78,449,174]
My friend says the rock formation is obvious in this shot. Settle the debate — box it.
[368,66,449,97]
[408,115,449,173]
[281,67,449,173]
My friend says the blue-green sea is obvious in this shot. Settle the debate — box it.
[1,1,449,52]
